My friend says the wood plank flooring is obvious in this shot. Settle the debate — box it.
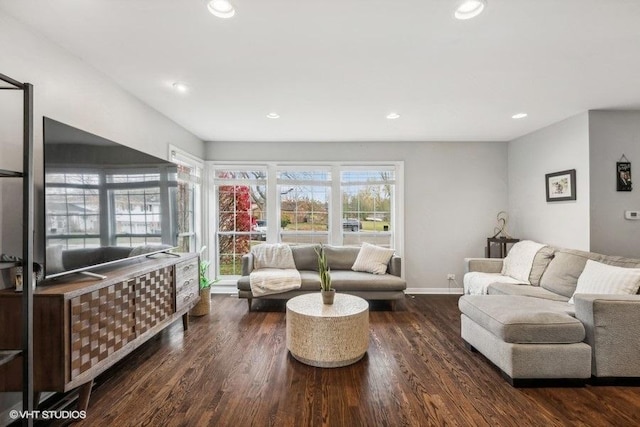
[67,295,640,426]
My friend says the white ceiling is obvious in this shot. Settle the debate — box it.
[2,0,640,142]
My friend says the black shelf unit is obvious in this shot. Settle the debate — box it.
[0,72,35,426]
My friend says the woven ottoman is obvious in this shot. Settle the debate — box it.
[286,293,369,368]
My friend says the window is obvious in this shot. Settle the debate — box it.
[171,148,203,253]
[341,169,394,247]
[214,169,267,276]
[210,162,402,279]
[279,170,330,245]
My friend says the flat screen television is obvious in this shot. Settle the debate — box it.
[43,117,178,280]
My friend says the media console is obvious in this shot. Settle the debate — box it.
[0,252,199,411]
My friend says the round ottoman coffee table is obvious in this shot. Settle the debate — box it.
[286,293,369,368]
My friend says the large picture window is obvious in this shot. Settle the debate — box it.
[210,162,402,279]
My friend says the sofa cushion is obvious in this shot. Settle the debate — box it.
[568,260,640,304]
[324,245,360,270]
[501,240,548,283]
[352,242,395,275]
[487,282,569,302]
[540,249,604,298]
[540,248,640,298]
[291,244,321,271]
[330,270,406,292]
[529,245,555,286]
[458,295,583,344]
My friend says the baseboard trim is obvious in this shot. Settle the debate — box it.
[213,286,463,296]
[406,287,463,295]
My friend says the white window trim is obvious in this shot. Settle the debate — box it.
[207,161,404,285]
[169,145,205,256]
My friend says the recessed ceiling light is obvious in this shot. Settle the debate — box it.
[512,113,528,119]
[266,112,280,119]
[454,0,487,20]
[172,82,189,93]
[386,113,400,120]
[208,0,235,19]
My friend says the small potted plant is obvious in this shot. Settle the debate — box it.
[315,246,334,304]
[191,247,216,316]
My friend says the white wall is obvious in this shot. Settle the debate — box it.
[0,11,204,262]
[206,140,508,293]
[589,110,640,257]
[508,113,591,250]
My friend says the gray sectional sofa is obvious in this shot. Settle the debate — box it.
[459,247,640,386]
[237,244,406,311]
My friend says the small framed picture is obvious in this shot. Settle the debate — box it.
[545,169,576,202]
[617,161,632,191]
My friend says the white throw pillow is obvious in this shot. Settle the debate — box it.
[252,243,296,270]
[568,259,640,304]
[500,240,547,283]
[352,242,395,275]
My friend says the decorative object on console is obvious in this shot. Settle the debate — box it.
[11,263,43,292]
[491,211,511,238]
[315,245,334,305]
[545,169,576,202]
[617,154,632,192]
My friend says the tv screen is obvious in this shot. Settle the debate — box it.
[43,117,178,279]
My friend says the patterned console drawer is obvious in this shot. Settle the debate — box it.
[70,282,136,379]
[69,267,174,379]
[176,258,199,311]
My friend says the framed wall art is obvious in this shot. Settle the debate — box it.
[617,155,632,192]
[545,169,576,202]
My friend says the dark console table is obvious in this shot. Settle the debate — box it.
[0,253,199,412]
[486,237,520,258]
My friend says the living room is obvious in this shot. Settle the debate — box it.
[1,1,640,425]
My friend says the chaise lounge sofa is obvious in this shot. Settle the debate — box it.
[237,244,406,311]
[459,243,640,386]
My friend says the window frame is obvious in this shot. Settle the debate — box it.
[207,161,404,284]
[170,146,204,254]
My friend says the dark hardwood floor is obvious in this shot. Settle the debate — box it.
[64,295,640,426]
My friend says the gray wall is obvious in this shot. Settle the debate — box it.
[508,113,591,250]
[206,140,508,293]
[589,110,640,257]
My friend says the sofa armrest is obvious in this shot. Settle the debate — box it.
[241,253,255,276]
[464,258,503,274]
[574,294,640,377]
[388,255,402,277]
